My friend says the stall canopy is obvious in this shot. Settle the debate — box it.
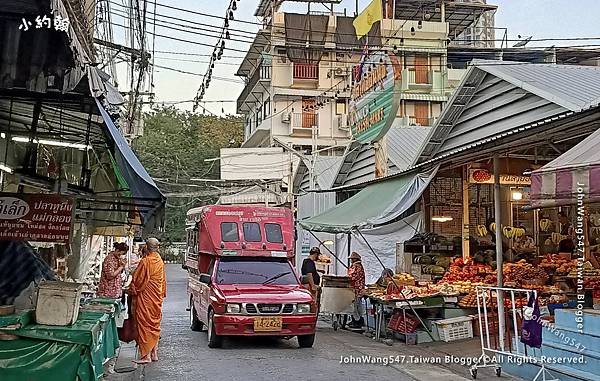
[530,126,600,208]
[299,166,438,233]
[95,100,165,230]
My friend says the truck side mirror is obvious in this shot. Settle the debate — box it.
[199,274,211,285]
[300,275,310,285]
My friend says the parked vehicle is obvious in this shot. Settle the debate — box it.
[184,205,317,348]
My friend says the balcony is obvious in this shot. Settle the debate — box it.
[237,64,272,113]
[289,112,318,135]
[398,115,437,127]
[293,63,319,81]
[401,68,434,91]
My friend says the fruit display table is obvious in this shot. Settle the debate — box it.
[369,295,445,341]
[0,307,120,381]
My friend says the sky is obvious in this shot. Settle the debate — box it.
[107,0,600,116]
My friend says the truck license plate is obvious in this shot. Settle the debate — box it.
[254,317,282,332]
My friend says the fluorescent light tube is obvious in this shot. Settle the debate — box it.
[12,136,91,150]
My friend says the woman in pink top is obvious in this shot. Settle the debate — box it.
[97,242,129,298]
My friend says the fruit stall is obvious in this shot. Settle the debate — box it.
[363,248,598,345]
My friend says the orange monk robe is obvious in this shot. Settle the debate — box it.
[129,251,167,358]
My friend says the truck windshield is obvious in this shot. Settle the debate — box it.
[216,257,298,285]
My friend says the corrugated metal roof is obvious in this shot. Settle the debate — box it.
[477,61,600,112]
[387,126,432,171]
[418,61,600,162]
[313,156,343,190]
[338,126,431,187]
[296,155,344,191]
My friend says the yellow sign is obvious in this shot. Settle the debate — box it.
[253,316,282,332]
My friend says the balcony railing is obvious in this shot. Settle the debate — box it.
[291,112,318,134]
[293,63,319,80]
[237,64,272,111]
[399,115,437,127]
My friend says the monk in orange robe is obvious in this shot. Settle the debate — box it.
[128,238,166,363]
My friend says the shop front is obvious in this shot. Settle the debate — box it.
[300,60,600,380]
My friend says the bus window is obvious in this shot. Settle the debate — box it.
[221,222,239,242]
[265,223,283,243]
[243,222,262,242]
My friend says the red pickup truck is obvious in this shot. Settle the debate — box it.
[184,205,317,348]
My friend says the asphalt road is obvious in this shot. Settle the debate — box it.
[143,264,419,381]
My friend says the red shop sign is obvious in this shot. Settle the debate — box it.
[0,193,74,244]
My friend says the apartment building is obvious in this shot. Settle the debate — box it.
[453,0,496,48]
[236,12,356,154]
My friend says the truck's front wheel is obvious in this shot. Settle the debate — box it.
[207,310,222,348]
[298,334,315,348]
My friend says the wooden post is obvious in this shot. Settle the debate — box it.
[374,137,388,178]
[493,155,506,352]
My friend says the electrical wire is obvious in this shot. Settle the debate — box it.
[108,8,256,43]
[109,3,258,37]
[151,64,244,83]
[108,0,600,44]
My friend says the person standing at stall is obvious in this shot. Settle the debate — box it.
[348,252,366,328]
[128,238,166,364]
[301,247,321,296]
[97,242,129,299]
[558,211,575,253]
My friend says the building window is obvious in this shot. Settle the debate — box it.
[336,99,346,115]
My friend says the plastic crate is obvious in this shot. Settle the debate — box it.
[433,316,473,342]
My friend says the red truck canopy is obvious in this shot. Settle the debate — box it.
[186,205,294,258]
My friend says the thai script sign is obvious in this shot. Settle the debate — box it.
[0,193,74,243]
[349,52,402,143]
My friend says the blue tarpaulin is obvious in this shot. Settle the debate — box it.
[95,99,165,231]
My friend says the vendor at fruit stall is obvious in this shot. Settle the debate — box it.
[511,230,536,261]
[348,252,366,328]
[375,268,394,287]
[558,211,575,253]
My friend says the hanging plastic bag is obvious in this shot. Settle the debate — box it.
[520,292,542,348]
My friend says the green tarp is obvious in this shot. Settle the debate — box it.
[0,339,94,381]
[0,303,121,381]
[299,166,438,233]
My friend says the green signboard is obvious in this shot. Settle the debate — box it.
[349,52,402,144]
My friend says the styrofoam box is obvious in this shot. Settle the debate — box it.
[36,281,83,326]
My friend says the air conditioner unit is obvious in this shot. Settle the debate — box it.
[281,112,291,123]
[333,67,347,77]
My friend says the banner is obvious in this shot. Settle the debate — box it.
[0,193,74,243]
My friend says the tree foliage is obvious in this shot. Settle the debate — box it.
[133,106,244,247]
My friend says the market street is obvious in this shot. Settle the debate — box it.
[143,265,480,381]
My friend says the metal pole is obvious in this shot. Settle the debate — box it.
[493,154,506,351]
